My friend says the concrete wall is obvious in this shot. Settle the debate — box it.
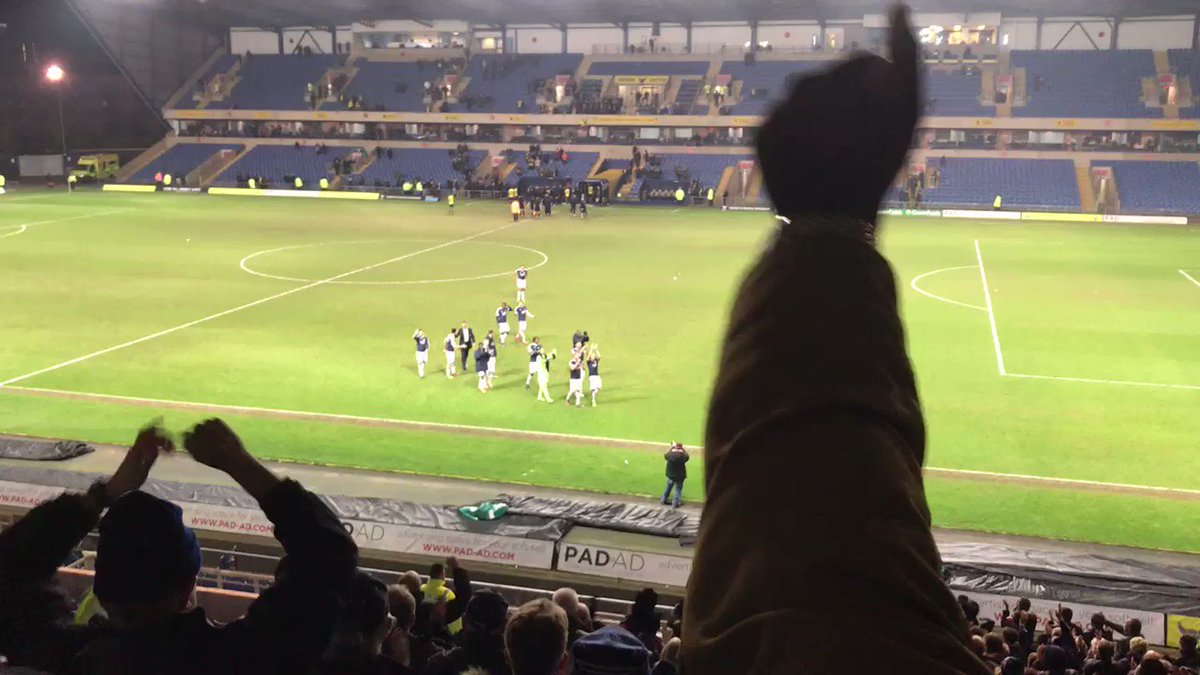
[231,29,281,55]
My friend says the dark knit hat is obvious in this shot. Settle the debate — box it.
[339,570,390,636]
[463,589,510,632]
[572,626,652,675]
[95,491,201,604]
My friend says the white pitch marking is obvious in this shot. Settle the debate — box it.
[5,382,1200,497]
[0,222,516,387]
[239,239,549,286]
[1,385,670,450]
[0,209,129,241]
[0,225,27,239]
[909,265,987,312]
[974,239,1007,376]
[1005,371,1200,392]
[925,466,1200,496]
[1181,269,1200,290]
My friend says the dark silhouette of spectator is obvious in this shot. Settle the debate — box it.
[621,589,662,654]
[571,626,653,675]
[0,419,358,673]
[504,599,568,675]
[681,7,990,674]
[322,571,410,674]
[421,589,510,675]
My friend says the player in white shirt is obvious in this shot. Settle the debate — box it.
[586,345,602,407]
[515,266,528,303]
[495,302,512,346]
[514,302,535,344]
[536,347,557,403]
[443,329,458,378]
[411,329,430,379]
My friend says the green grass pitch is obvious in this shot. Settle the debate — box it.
[1,192,1198,551]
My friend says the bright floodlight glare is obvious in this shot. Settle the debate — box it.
[45,64,65,82]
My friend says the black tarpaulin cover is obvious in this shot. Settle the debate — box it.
[0,438,93,461]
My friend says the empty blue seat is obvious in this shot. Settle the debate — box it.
[459,54,583,114]
[359,148,487,187]
[213,54,342,111]
[333,59,451,112]
[719,60,833,115]
[926,70,990,116]
[1094,161,1200,215]
[214,145,359,186]
[922,158,1079,210]
[1013,50,1157,118]
[504,151,598,186]
[587,61,710,77]
[129,143,243,184]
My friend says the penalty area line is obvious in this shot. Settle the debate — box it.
[909,265,986,312]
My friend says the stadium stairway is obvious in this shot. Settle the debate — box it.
[1075,162,1097,212]
[187,146,244,186]
[201,146,252,187]
[115,137,172,182]
[163,49,228,110]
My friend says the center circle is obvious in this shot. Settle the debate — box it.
[239,239,549,286]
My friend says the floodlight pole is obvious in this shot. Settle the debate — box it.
[56,86,67,157]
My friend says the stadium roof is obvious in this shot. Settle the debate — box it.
[143,0,1200,28]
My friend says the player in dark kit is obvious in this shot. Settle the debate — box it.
[474,344,490,392]
[412,329,430,379]
[457,321,476,372]
[566,354,585,407]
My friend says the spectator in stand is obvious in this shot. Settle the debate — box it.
[1174,634,1200,670]
[1040,645,1078,675]
[322,571,409,674]
[1122,637,1149,671]
[681,7,990,674]
[1083,639,1123,675]
[1113,619,1145,660]
[421,589,510,675]
[999,656,1025,675]
[0,419,358,674]
[504,599,569,675]
[385,585,422,670]
[572,626,653,675]
[551,587,590,646]
[621,588,662,654]
[651,638,682,675]
[984,632,1010,665]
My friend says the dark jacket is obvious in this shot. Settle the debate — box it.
[0,479,358,674]
[419,630,509,675]
[681,227,990,674]
[321,654,413,675]
[664,448,689,481]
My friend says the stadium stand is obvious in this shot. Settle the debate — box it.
[586,60,710,77]
[1168,49,1200,119]
[926,69,991,116]
[673,78,701,114]
[921,158,1080,210]
[213,144,357,186]
[329,58,451,112]
[719,60,833,114]
[358,147,487,187]
[211,53,342,110]
[504,149,598,186]
[459,53,582,113]
[173,54,240,109]
[1094,160,1200,215]
[1012,50,1157,118]
[128,143,243,184]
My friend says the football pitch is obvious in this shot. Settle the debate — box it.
[1,192,1198,552]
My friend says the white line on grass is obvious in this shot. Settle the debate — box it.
[1181,270,1200,290]
[1,385,668,450]
[239,239,549,286]
[1005,372,1200,392]
[0,210,130,243]
[974,239,1007,375]
[5,382,1200,497]
[909,265,987,311]
[0,222,516,387]
[924,466,1200,497]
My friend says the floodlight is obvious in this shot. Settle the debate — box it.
[45,64,65,82]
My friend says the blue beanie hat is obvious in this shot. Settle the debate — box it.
[571,626,651,675]
[95,490,201,604]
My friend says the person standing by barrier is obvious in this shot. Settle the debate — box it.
[661,442,688,508]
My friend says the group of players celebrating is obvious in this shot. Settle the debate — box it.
[507,185,588,222]
[410,265,603,407]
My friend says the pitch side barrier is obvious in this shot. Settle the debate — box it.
[881,207,1191,225]
[3,465,1200,646]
